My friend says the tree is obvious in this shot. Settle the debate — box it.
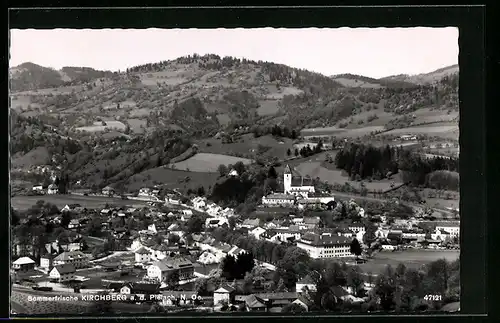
[194,278,209,295]
[228,217,236,230]
[221,255,237,280]
[217,164,228,177]
[282,303,306,313]
[286,148,292,157]
[350,238,363,258]
[294,148,299,157]
[166,270,180,290]
[186,215,204,234]
[168,233,181,245]
[61,212,72,228]
[233,161,246,175]
[347,267,364,297]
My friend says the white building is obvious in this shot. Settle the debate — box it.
[12,257,36,271]
[53,251,89,269]
[296,275,317,293]
[205,217,229,229]
[348,224,366,234]
[47,184,58,195]
[283,165,315,198]
[250,227,266,240]
[32,185,44,192]
[135,247,152,263]
[198,250,224,264]
[49,264,76,282]
[261,193,296,207]
[435,221,460,238]
[213,284,236,306]
[297,233,353,259]
[192,197,207,210]
[139,188,152,197]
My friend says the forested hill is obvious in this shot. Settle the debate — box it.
[9,62,116,92]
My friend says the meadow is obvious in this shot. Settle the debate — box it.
[171,153,253,173]
[301,126,386,138]
[127,167,219,192]
[75,121,126,132]
[358,249,460,274]
[10,194,149,210]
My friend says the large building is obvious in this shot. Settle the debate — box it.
[147,256,194,282]
[261,193,296,207]
[53,251,89,269]
[283,165,315,197]
[297,232,353,259]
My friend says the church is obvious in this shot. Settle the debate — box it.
[283,164,315,198]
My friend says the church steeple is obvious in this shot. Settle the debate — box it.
[284,164,292,174]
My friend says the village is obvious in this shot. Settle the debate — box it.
[11,164,460,314]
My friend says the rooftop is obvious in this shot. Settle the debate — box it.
[299,233,352,246]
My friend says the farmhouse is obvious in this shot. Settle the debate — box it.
[297,233,353,259]
[47,184,58,195]
[435,221,460,238]
[102,186,116,196]
[53,251,89,269]
[12,257,36,271]
[214,284,236,306]
[283,165,315,198]
[147,257,194,282]
[49,264,76,282]
[135,247,152,263]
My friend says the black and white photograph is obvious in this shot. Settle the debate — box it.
[9,26,460,316]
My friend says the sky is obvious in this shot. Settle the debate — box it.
[9,27,458,79]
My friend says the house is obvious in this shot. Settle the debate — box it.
[262,193,296,207]
[61,204,82,213]
[100,209,111,215]
[303,216,321,229]
[250,227,266,240]
[241,218,260,229]
[47,184,58,195]
[39,254,54,271]
[68,219,81,229]
[147,257,194,282]
[283,165,315,198]
[243,294,267,312]
[53,251,89,269]
[49,264,76,282]
[348,223,366,234]
[192,197,207,210]
[435,221,460,238]
[119,283,160,296]
[198,250,224,264]
[32,185,44,192]
[102,186,116,196]
[150,244,179,260]
[381,244,397,251]
[214,284,236,306]
[205,217,229,229]
[228,169,239,177]
[135,247,151,263]
[296,275,317,293]
[297,233,353,259]
[166,196,181,205]
[293,295,314,312]
[12,257,36,271]
[138,188,152,197]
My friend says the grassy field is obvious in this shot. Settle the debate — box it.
[331,77,384,89]
[127,118,146,133]
[257,99,280,116]
[302,126,386,138]
[358,250,460,274]
[127,167,219,192]
[171,153,253,173]
[197,134,294,160]
[382,123,458,136]
[10,194,150,210]
[11,146,51,168]
[76,121,126,132]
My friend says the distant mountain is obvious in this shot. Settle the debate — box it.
[331,73,417,89]
[9,62,116,92]
[380,64,459,85]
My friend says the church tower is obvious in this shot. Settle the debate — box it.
[284,164,292,194]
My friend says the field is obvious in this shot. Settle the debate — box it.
[381,123,458,137]
[358,250,460,274]
[171,153,253,173]
[197,134,294,160]
[302,126,386,138]
[331,77,384,89]
[257,99,280,116]
[127,118,147,133]
[263,86,303,100]
[127,167,219,192]
[283,152,403,191]
[10,194,150,210]
[11,146,50,168]
[76,121,126,132]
